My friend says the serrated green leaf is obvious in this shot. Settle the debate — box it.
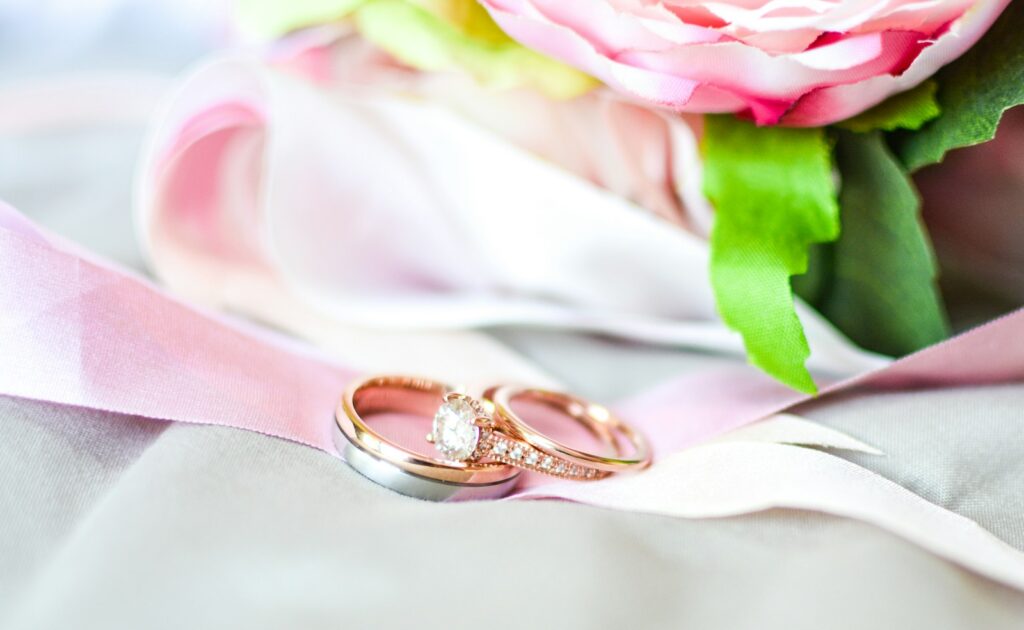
[790,242,833,306]
[838,81,940,133]
[703,116,840,394]
[815,132,950,355]
[898,2,1024,170]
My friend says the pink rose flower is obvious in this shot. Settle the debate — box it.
[480,0,1011,126]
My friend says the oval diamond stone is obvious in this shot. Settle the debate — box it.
[432,399,481,461]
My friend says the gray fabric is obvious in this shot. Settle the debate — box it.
[3,394,1024,630]
[798,386,1024,551]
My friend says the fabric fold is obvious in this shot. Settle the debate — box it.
[137,53,887,382]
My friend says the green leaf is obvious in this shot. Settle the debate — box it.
[838,80,940,133]
[898,2,1024,170]
[816,132,949,355]
[236,0,369,37]
[703,116,840,394]
[236,0,597,99]
[355,0,596,98]
[790,242,833,306]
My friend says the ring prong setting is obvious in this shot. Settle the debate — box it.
[430,396,484,462]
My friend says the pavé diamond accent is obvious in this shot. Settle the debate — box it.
[480,433,606,480]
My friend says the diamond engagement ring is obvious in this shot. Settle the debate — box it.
[427,387,651,480]
[335,375,521,502]
[336,375,651,502]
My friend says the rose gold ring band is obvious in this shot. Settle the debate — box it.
[333,376,516,495]
[484,385,652,475]
[336,375,651,499]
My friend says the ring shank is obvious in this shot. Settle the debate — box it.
[337,375,521,500]
[351,375,447,416]
[484,385,651,474]
[335,429,519,501]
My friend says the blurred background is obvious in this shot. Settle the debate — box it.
[3,0,1021,331]
[0,0,227,269]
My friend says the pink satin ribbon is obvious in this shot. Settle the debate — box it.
[9,200,1024,589]
[0,203,355,453]
[1,200,1023,473]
